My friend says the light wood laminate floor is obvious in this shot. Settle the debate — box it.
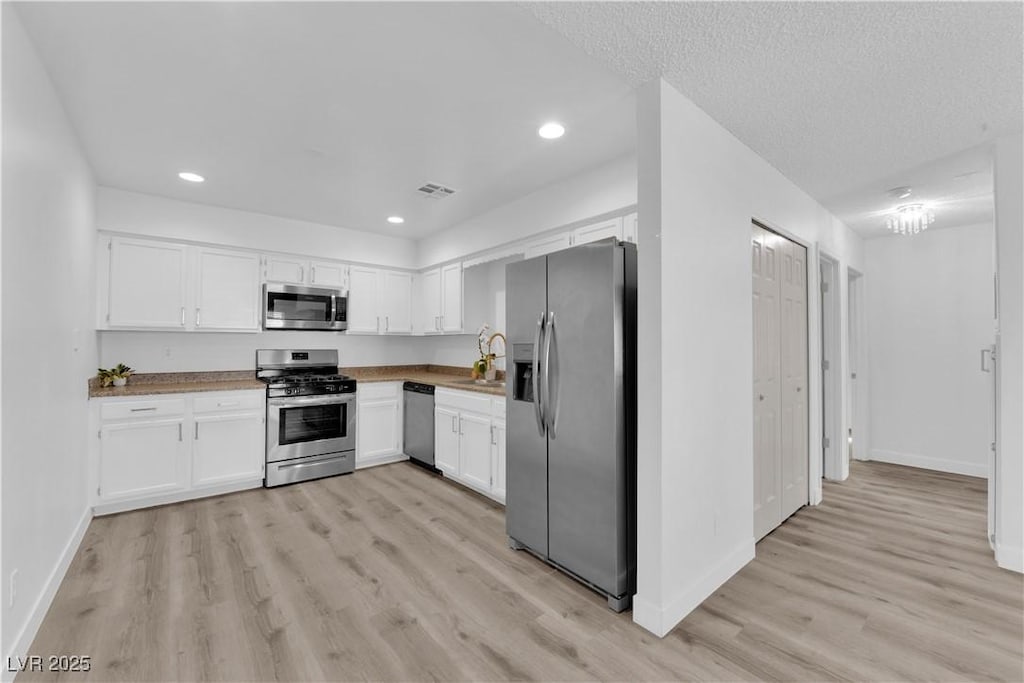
[25,461,1023,681]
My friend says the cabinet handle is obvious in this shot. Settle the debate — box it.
[440,315,444,330]
[376,316,380,333]
[459,417,464,436]
[217,401,239,407]
[490,425,495,445]
[385,316,389,332]
[300,266,305,282]
[130,407,157,412]
[194,422,199,440]
[451,415,457,433]
[435,315,440,331]
[178,423,183,441]
[195,308,201,328]
[311,266,316,282]
[180,307,186,327]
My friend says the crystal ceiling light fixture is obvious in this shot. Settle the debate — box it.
[886,204,934,236]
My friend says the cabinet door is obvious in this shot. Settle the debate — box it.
[434,406,461,476]
[108,237,188,328]
[356,399,401,463]
[523,233,572,259]
[458,411,492,491]
[440,263,463,332]
[422,268,442,333]
[572,217,623,246]
[491,420,506,502]
[192,412,265,486]
[347,266,380,333]
[266,256,307,285]
[310,261,348,289]
[195,248,262,330]
[623,212,638,245]
[380,270,413,334]
[99,419,188,500]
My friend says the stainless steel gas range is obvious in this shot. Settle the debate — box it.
[256,349,357,487]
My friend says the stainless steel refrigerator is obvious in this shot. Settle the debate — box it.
[505,237,637,611]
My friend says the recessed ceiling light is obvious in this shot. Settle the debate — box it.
[178,171,205,183]
[538,122,565,139]
[387,216,405,224]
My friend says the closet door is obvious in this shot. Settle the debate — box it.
[752,225,783,540]
[752,223,809,541]
[779,238,809,520]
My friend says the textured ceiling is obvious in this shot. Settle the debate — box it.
[521,1,1021,234]
[16,2,636,238]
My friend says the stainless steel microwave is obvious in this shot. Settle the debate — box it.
[263,283,348,331]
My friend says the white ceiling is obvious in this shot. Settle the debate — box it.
[15,2,636,238]
[522,1,1021,236]
[17,2,1022,242]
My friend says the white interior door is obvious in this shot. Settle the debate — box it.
[753,225,782,540]
[780,237,809,520]
[753,223,809,541]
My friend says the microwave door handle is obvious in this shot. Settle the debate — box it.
[533,312,545,437]
[330,296,338,325]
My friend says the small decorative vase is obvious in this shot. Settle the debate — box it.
[112,377,127,387]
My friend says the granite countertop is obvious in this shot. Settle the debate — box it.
[88,365,506,398]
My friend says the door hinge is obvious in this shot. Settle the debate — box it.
[821,281,829,293]
[107,240,112,251]
[822,359,830,371]
[823,436,830,449]
[106,313,110,322]
[97,486,101,496]
[991,441,997,453]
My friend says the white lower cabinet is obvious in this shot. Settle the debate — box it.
[99,418,189,500]
[434,388,506,503]
[356,382,405,468]
[192,412,265,486]
[93,391,265,514]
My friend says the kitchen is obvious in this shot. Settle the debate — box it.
[4,2,1022,681]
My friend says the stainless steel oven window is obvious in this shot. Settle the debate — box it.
[278,401,348,445]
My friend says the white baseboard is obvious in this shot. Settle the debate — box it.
[632,538,754,637]
[92,478,263,516]
[3,507,92,683]
[868,448,988,478]
[995,542,1024,573]
[356,453,409,470]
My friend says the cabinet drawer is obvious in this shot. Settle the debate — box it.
[101,398,186,421]
[435,388,491,415]
[193,392,264,414]
[357,381,400,401]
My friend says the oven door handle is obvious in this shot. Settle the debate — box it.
[268,395,353,407]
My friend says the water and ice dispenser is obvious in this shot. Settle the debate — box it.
[512,343,535,403]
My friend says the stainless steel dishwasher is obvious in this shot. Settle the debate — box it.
[403,381,436,469]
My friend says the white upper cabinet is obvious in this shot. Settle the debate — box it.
[195,248,261,331]
[523,232,573,259]
[380,270,413,334]
[623,212,638,245]
[571,217,624,246]
[107,237,189,329]
[421,268,442,334]
[419,263,463,334]
[347,265,381,333]
[310,261,348,289]
[440,263,463,332]
[347,266,412,334]
[265,255,349,289]
[265,256,307,285]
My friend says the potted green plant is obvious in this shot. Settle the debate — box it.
[97,363,134,388]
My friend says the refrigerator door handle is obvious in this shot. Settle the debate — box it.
[544,312,559,438]
[533,312,546,436]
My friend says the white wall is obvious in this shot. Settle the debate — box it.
[1,6,97,669]
[634,79,865,637]
[98,186,419,269]
[994,133,1023,572]
[864,223,995,477]
[417,153,636,267]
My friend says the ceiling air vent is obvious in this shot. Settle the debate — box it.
[416,183,457,200]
